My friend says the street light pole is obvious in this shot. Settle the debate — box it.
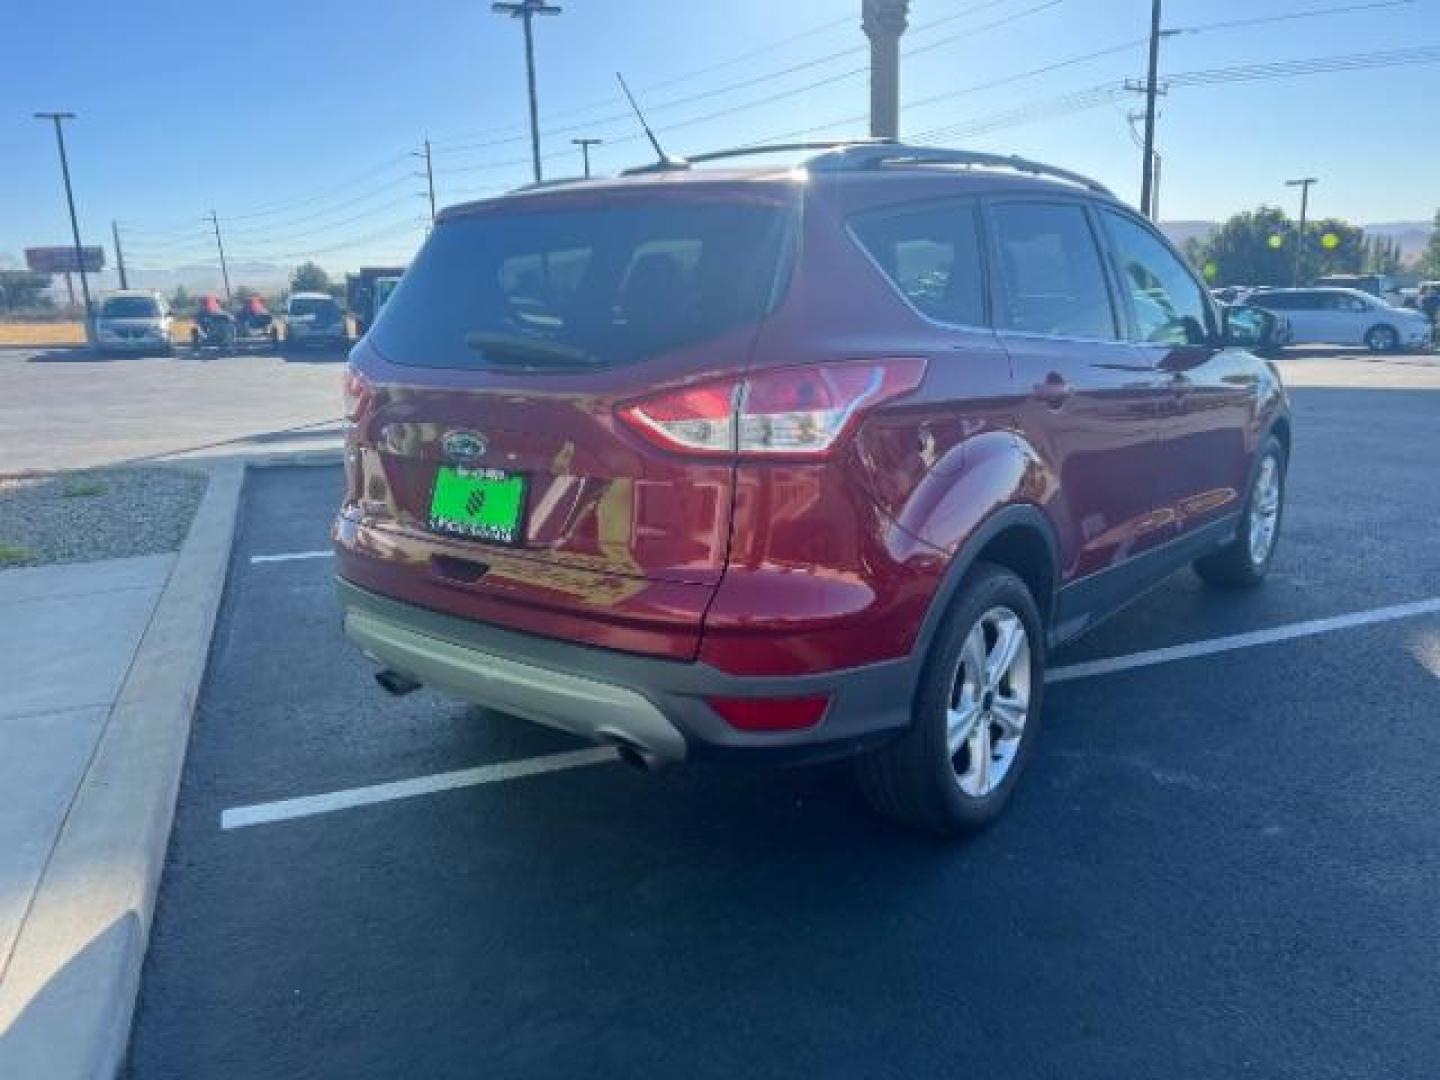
[492,0,563,185]
[33,111,93,322]
[572,137,602,178]
[862,0,910,140]
[1286,177,1318,288]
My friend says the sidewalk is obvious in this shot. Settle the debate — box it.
[0,466,241,1078]
[0,554,174,977]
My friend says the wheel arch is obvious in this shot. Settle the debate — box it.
[910,504,1061,679]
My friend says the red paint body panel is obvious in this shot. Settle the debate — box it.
[336,167,1289,688]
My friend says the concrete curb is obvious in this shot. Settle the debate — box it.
[0,463,244,1079]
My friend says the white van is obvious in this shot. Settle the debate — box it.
[1247,288,1432,352]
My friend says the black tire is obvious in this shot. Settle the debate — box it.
[1365,324,1399,353]
[856,563,1046,837]
[1194,435,1287,588]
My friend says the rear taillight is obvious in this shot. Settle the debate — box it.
[616,359,925,459]
[342,367,371,423]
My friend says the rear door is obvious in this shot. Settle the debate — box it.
[985,198,1170,592]
[1097,206,1253,539]
[1330,291,1373,344]
[1283,291,1329,342]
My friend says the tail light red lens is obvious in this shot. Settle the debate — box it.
[342,367,372,423]
[707,694,830,732]
[616,359,925,459]
[615,379,739,455]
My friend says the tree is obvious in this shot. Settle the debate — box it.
[1304,217,1364,280]
[1195,207,1365,287]
[169,285,193,311]
[289,261,331,294]
[0,269,54,312]
[1193,206,1294,287]
[1420,209,1440,278]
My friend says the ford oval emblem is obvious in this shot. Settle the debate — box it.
[441,430,487,462]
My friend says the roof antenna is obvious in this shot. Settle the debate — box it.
[616,72,686,172]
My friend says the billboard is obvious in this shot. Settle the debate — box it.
[25,246,106,274]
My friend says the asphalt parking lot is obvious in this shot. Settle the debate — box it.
[0,345,346,474]
[126,371,1440,1078]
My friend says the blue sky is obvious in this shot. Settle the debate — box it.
[2,0,1436,281]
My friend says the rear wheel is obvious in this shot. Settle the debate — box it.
[857,564,1045,837]
[1365,324,1399,353]
[1194,436,1286,588]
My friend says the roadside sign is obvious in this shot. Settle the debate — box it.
[25,246,106,274]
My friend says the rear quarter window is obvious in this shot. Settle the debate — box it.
[849,200,986,327]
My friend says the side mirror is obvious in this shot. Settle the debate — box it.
[1222,304,1274,349]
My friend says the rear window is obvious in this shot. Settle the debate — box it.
[101,296,160,318]
[369,198,793,370]
[289,297,340,317]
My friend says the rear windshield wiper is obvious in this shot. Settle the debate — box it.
[463,332,602,368]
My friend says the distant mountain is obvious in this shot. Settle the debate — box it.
[1363,221,1434,260]
[1161,220,1433,261]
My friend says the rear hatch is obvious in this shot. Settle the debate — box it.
[338,184,796,658]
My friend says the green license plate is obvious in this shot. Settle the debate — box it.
[428,466,528,545]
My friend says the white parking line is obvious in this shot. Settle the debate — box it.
[250,550,334,564]
[1046,596,1440,684]
[221,746,617,830]
[220,594,1440,831]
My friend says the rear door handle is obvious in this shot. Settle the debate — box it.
[1033,373,1073,408]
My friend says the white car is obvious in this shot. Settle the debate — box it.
[1247,288,1432,353]
[92,290,172,354]
[285,292,348,351]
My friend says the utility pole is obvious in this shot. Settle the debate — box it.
[1138,0,1163,218]
[492,0,563,185]
[206,210,232,303]
[414,139,437,221]
[862,0,910,140]
[112,220,129,290]
[1286,177,1318,288]
[572,137,602,178]
[33,111,93,322]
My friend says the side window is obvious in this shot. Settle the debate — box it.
[1101,209,1211,346]
[850,201,986,326]
[989,202,1117,340]
[1338,294,1369,313]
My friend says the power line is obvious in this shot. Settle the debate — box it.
[1169,0,1415,36]
[435,0,1068,176]
[434,0,1058,154]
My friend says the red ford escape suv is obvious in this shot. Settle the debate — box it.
[334,141,1290,835]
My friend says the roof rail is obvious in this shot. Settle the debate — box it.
[803,143,1113,195]
[506,175,591,193]
[618,138,897,176]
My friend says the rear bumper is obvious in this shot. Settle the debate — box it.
[337,576,914,764]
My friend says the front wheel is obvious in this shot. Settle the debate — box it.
[857,564,1045,837]
[1194,436,1287,588]
[1365,324,1399,353]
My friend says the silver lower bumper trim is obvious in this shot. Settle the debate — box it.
[343,608,687,761]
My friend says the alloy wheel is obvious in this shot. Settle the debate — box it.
[1248,454,1282,566]
[946,607,1032,797]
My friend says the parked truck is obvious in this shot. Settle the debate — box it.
[346,266,406,336]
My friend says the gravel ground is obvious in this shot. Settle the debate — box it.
[0,467,208,567]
